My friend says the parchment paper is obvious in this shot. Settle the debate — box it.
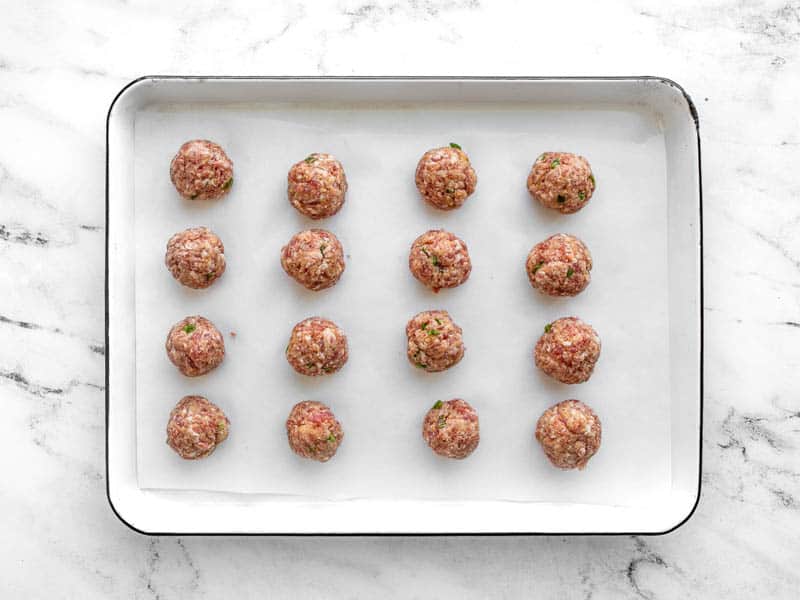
[134,101,671,505]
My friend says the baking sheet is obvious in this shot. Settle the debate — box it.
[133,101,671,506]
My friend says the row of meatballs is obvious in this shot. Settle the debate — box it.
[170,139,596,216]
[167,226,593,298]
[166,313,600,383]
[167,395,601,469]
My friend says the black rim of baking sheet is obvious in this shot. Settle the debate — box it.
[105,75,703,537]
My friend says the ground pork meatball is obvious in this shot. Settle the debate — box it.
[166,395,230,460]
[286,400,343,462]
[165,316,225,377]
[534,317,601,384]
[280,229,345,291]
[408,229,472,292]
[527,152,595,214]
[422,398,480,459]
[526,233,592,297]
[415,144,478,210]
[287,153,347,219]
[165,226,226,289]
[535,399,601,469]
[286,317,348,376]
[406,310,465,372]
[170,139,233,201]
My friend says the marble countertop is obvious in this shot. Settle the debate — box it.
[2,0,798,597]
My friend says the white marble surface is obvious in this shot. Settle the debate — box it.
[1,0,798,597]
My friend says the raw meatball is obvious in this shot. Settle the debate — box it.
[165,226,226,289]
[526,233,592,297]
[165,316,225,377]
[534,317,601,384]
[287,153,347,219]
[286,400,344,462]
[535,399,601,469]
[422,398,480,459]
[166,395,230,460]
[415,144,477,210]
[170,139,233,201]
[286,317,348,376]
[406,310,465,372]
[280,229,345,291]
[408,229,472,292]
[527,152,595,214]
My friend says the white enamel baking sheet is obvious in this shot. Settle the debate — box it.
[107,78,701,534]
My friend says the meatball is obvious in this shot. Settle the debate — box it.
[408,229,472,292]
[286,317,348,376]
[166,395,230,460]
[165,226,226,289]
[527,152,595,214]
[280,229,345,291]
[287,153,347,219]
[286,400,343,462]
[535,399,601,469]
[169,139,233,201]
[526,233,592,297]
[422,398,480,459]
[534,317,601,384]
[406,310,465,372]
[165,315,225,377]
[415,144,478,210]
